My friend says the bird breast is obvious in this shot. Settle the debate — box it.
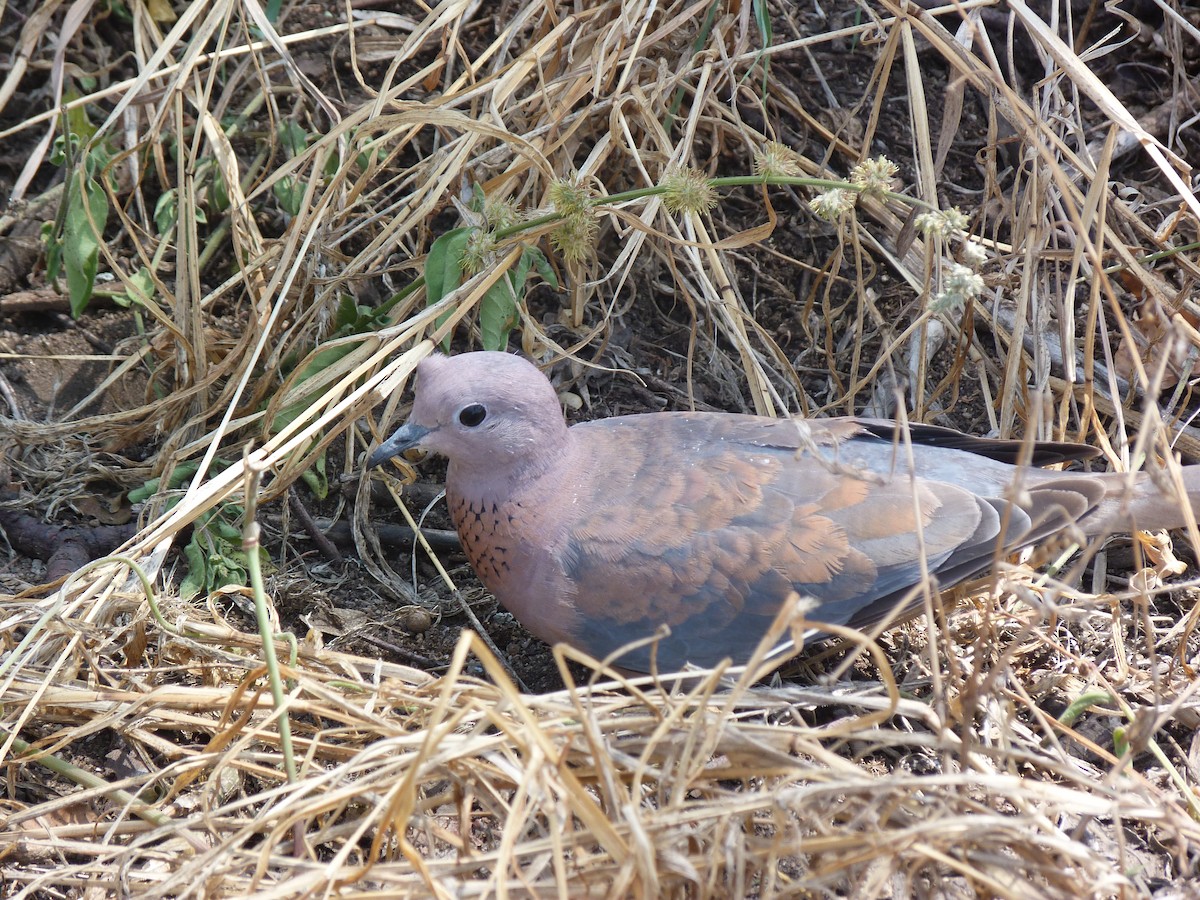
[445,463,583,644]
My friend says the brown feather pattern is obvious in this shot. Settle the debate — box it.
[369,351,1199,672]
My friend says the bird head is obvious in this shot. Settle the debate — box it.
[369,351,569,479]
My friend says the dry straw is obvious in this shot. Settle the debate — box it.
[1,0,1199,896]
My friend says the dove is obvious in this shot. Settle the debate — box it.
[368,350,1199,673]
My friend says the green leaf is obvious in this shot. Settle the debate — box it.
[299,451,328,499]
[333,292,368,331]
[278,121,309,157]
[527,246,558,289]
[479,278,518,351]
[42,221,62,283]
[49,133,81,166]
[753,0,772,49]
[63,172,109,318]
[127,460,206,503]
[751,0,773,94]
[322,151,340,178]
[426,226,473,302]
[63,98,98,148]
[154,189,178,234]
[268,340,361,437]
[207,168,230,212]
[82,144,113,181]
[119,266,156,309]
[1057,691,1116,728]
[353,133,381,172]
[476,245,558,351]
[468,182,486,214]
[179,537,208,601]
[425,226,473,350]
[108,0,133,24]
[208,512,243,545]
[178,505,268,601]
[273,176,305,217]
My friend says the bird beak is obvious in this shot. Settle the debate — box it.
[367,422,432,469]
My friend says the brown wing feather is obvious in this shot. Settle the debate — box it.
[558,414,1091,670]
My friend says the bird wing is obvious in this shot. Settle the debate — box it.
[558,413,1105,670]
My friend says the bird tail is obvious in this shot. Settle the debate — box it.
[1082,466,1200,538]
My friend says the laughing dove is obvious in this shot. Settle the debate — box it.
[369,351,1198,672]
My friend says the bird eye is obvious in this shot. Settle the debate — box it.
[458,403,487,427]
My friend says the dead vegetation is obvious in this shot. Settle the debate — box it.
[2,0,1200,896]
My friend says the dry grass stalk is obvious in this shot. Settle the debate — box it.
[2,0,1199,896]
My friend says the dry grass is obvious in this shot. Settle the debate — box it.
[2,0,1200,896]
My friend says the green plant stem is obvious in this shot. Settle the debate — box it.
[0,728,177,828]
[374,276,426,321]
[494,175,935,247]
[243,452,298,783]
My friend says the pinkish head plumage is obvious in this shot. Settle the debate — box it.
[369,351,568,479]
